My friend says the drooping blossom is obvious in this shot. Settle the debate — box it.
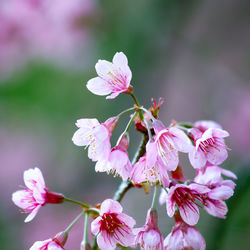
[134,208,164,250]
[30,231,67,250]
[12,167,64,222]
[166,183,210,225]
[87,52,133,99]
[194,165,236,219]
[95,133,132,180]
[131,141,169,188]
[150,121,192,171]
[72,116,118,162]
[91,199,136,250]
[188,127,230,169]
[164,212,205,250]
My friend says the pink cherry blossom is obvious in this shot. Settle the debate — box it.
[95,133,132,180]
[152,121,192,171]
[131,148,169,188]
[72,117,118,162]
[87,52,133,99]
[166,183,210,226]
[12,167,64,222]
[134,208,164,250]
[30,231,67,250]
[30,239,64,250]
[91,199,136,250]
[194,165,236,219]
[189,127,230,169]
[194,120,223,132]
[164,217,205,250]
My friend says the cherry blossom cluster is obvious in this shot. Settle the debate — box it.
[12,52,236,249]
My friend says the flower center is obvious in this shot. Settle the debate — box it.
[100,213,124,234]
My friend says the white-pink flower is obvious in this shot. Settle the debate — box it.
[12,167,64,222]
[87,52,133,99]
[189,127,229,169]
[134,208,164,250]
[30,239,64,250]
[152,121,192,171]
[91,199,136,250]
[95,133,132,180]
[164,217,206,250]
[72,117,118,162]
[30,231,67,250]
[131,151,169,188]
[194,165,236,219]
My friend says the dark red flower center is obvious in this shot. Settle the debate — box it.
[100,213,124,234]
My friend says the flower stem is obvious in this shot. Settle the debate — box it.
[151,184,158,210]
[65,211,84,233]
[130,92,144,120]
[84,212,89,244]
[117,107,137,118]
[64,197,90,209]
[124,112,138,133]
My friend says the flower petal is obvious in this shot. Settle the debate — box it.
[87,77,111,96]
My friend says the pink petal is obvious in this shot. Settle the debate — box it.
[30,239,52,250]
[186,227,206,250]
[117,213,136,228]
[159,189,167,205]
[179,204,199,226]
[86,77,111,96]
[212,128,230,138]
[95,59,113,80]
[207,148,228,165]
[112,52,132,84]
[169,127,192,153]
[72,128,92,146]
[208,186,233,200]
[12,190,31,209]
[146,141,158,167]
[47,241,63,250]
[24,205,41,223]
[24,167,45,190]
[97,232,116,250]
[75,118,99,129]
[100,199,122,215]
[106,91,120,99]
[91,217,102,235]
[221,168,237,179]
[204,199,227,218]
[189,183,211,194]
[143,229,162,247]
[189,149,206,169]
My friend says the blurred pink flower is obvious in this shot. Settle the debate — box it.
[134,208,164,250]
[0,0,95,75]
[91,199,136,250]
[87,52,133,99]
[189,127,229,169]
[12,167,64,222]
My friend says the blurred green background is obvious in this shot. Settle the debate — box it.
[0,0,249,249]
